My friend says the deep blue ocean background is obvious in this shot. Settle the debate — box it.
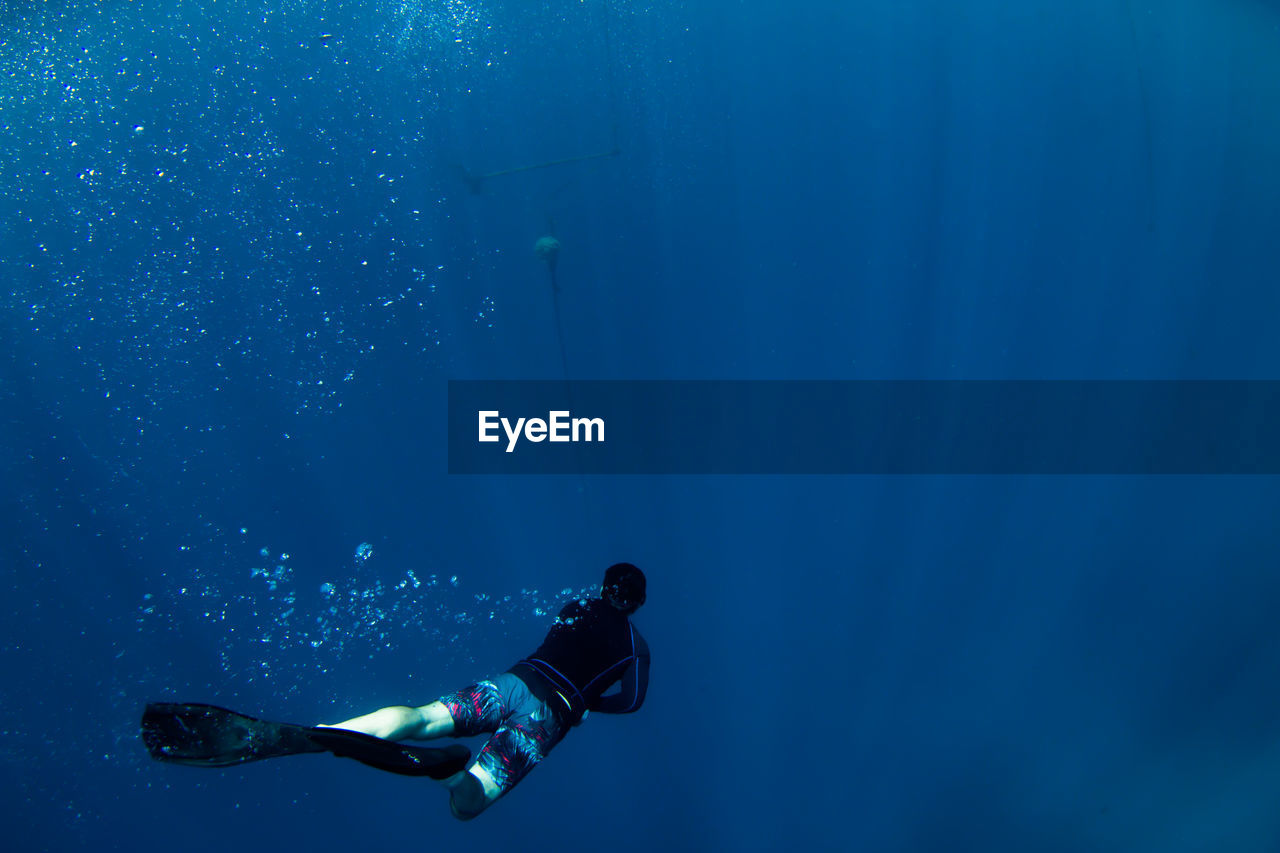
[4,1,1280,850]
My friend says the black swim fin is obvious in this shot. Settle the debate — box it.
[141,702,470,780]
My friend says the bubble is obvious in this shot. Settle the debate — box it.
[354,542,373,564]
[319,582,335,598]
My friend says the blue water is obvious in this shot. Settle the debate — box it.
[4,1,1280,850]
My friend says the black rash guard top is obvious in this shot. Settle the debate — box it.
[510,597,650,726]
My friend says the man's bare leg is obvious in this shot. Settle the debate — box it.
[446,764,502,821]
[318,701,455,741]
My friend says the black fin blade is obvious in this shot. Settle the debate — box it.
[141,703,322,767]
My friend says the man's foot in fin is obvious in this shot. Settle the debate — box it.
[304,726,469,779]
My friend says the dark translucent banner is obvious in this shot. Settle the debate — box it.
[447,381,1280,474]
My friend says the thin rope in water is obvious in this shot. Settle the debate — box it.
[549,265,570,380]
[1125,0,1156,232]
[600,0,622,152]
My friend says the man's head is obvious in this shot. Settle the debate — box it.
[601,562,646,614]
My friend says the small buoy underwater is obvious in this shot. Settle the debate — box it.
[536,234,568,376]
[534,236,561,278]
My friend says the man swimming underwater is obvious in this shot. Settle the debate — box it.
[143,562,650,820]
[323,562,650,819]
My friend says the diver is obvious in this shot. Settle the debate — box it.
[326,562,649,819]
[142,563,650,821]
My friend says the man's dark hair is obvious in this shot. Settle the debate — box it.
[602,562,646,613]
